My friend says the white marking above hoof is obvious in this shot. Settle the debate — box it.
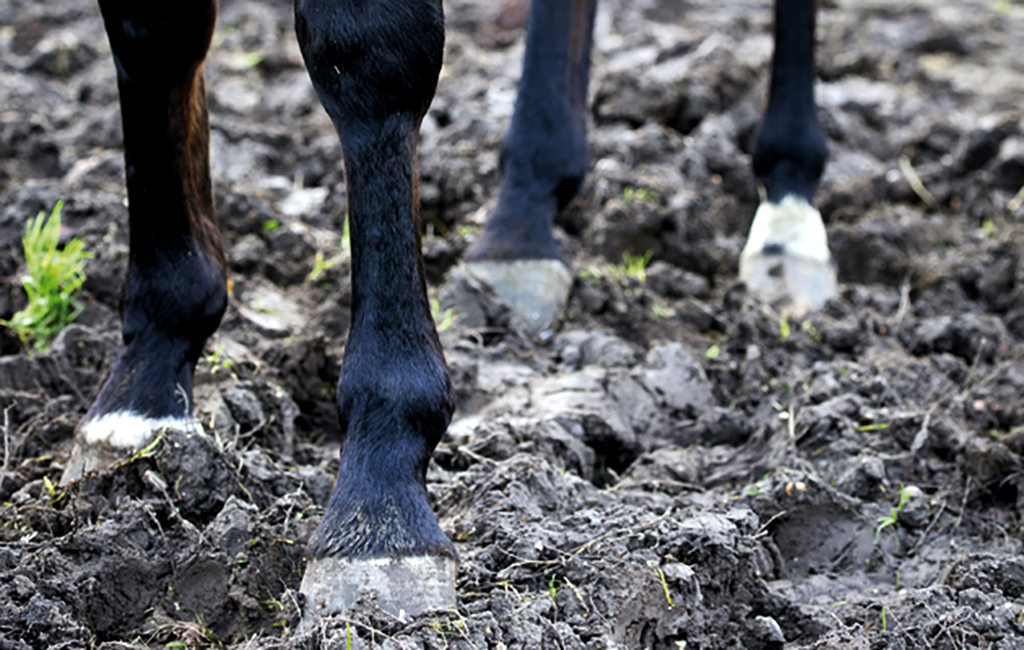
[80,412,195,450]
[463,258,573,338]
[301,554,457,623]
[739,195,837,314]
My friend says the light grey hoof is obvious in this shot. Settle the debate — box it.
[301,555,457,621]
[463,259,573,337]
[740,196,837,315]
[739,250,837,316]
[61,413,192,485]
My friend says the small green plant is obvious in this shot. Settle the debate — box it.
[779,317,791,341]
[610,250,654,283]
[653,304,675,319]
[262,219,280,232]
[308,219,351,282]
[623,185,659,205]
[2,202,92,353]
[43,475,67,507]
[579,264,603,282]
[875,483,913,547]
[659,569,675,605]
[235,51,263,70]
[129,430,165,464]
[857,422,890,432]
[548,574,560,601]
[646,560,675,608]
[307,250,342,282]
[203,345,235,375]
[430,298,457,331]
[981,217,997,238]
[706,345,721,360]
[456,223,480,238]
[801,319,821,343]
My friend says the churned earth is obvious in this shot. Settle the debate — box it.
[3,0,1024,647]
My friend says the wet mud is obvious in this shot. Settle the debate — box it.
[3,0,1024,647]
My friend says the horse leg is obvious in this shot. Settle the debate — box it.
[463,0,598,335]
[293,0,457,618]
[742,0,836,312]
[63,0,227,482]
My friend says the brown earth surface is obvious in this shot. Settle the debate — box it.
[3,0,1024,648]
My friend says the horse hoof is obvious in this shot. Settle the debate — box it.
[61,414,194,484]
[739,196,837,316]
[462,259,573,337]
[739,251,837,316]
[300,554,457,621]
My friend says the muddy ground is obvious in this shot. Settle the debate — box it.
[3,0,1024,647]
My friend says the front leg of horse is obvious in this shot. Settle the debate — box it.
[741,0,837,313]
[295,0,457,618]
[463,0,598,336]
[63,0,227,482]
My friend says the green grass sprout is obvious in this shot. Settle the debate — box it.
[2,202,92,353]
[875,483,914,548]
[431,298,457,331]
[610,250,654,283]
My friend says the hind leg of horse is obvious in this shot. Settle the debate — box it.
[294,0,457,619]
[463,0,597,335]
[62,0,227,482]
[742,0,837,313]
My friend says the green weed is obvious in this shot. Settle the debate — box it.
[779,318,791,341]
[981,217,997,238]
[308,217,351,282]
[857,423,890,432]
[203,345,235,375]
[235,51,263,70]
[43,475,67,507]
[548,574,559,601]
[801,319,821,343]
[653,304,675,319]
[2,202,92,353]
[875,483,914,547]
[430,298,457,331]
[610,250,654,283]
[623,185,659,205]
[656,565,675,608]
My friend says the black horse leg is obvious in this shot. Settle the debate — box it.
[742,0,836,311]
[63,0,227,482]
[294,0,458,618]
[463,0,598,334]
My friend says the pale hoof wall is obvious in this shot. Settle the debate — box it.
[463,259,572,337]
[61,413,192,485]
[740,196,837,316]
[739,251,837,316]
[301,555,457,621]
